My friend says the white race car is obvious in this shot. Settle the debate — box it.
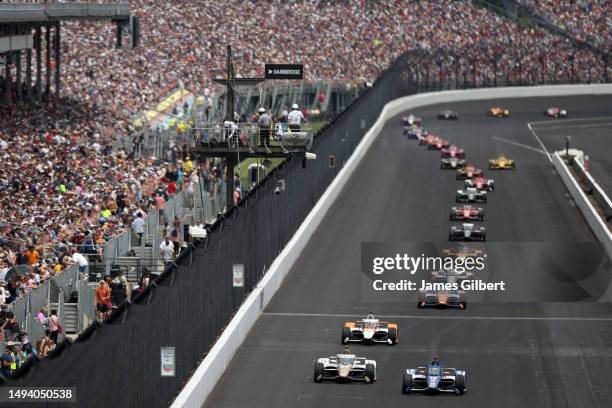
[314,353,377,383]
[342,314,398,345]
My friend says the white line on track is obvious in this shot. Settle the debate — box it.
[528,117,612,126]
[530,122,612,131]
[262,312,612,322]
[491,136,548,155]
[527,123,552,162]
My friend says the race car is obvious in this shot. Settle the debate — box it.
[449,223,487,241]
[419,134,437,146]
[314,352,377,383]
[428,137,450,150]
[406,127,427,139]
[431,268,474,284]
[437,110,459,120]
[417,276,466,309]
[341,314,398,345]
[544,107,568,118]
[456,187,487,203]
[456,165,483,180]
[465,176,494,192]
[441,145,465,159]
[402,114,422,127]
[487,107,510,117]
[442,246,484,258]
[450,205,484,221]
[441,157,466,169]
[488,154,515,170]
[402,359,467,395]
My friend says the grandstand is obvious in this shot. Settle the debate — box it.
[0,1,610,407]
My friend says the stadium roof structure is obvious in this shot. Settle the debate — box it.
[0,2,131,24]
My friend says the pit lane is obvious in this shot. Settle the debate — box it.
[203,95,612,408]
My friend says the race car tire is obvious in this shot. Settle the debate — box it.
[483,196,487,203]
[364,364,376,384]
[402,374,413,394]
[418,292,427,307]
[460,293,467,310]
[341,326,351,344]
[314,362,325,383]
[511,163,516,170]
[388,327,398,345]
[450,212,455,221]
[478,213,484,221]
[454,374,466,395]
[448,234,454,242]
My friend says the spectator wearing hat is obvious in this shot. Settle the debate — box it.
[257,108,272,146]
[96,280,111,320]
[288,104,305,132]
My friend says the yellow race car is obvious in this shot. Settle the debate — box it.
[487,107,510,117]
[489,154,515,170]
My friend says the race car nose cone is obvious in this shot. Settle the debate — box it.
[363,330,374,339]
[338,365,350,377]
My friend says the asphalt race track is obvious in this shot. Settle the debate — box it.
[204,95,612,408]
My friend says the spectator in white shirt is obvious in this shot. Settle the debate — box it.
[132,212,146,245]
[159,238,174,263]
[71,249,89,274]
[287,104,305,131]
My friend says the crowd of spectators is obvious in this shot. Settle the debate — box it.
[517,0,610,51]
[1,1,610,303]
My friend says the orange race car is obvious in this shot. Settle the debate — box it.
[456,164,483,180]
[419,134,437,146]
[487,107,510,117]
[342,314,398,345]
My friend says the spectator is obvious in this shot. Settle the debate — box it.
[47,309,62,344]
[1,343,15,377]
[1,312,19,342]
[288,104,305,132]
[36,307,49,330]
[35,330,55,358]
[170,229,180,256]
[159,238,174,263]
[24,246,39,266]
[0,281,8,305]
[131,212,145,246]
[110,272,127,308]
[17,331,35,357]
[96,280,111,320]
[71,248,89,274]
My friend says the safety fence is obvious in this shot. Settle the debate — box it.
[2,45,607,407]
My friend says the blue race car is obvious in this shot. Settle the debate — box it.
[403,359,467,395]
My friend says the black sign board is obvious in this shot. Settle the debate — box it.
[265,64,304,80]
